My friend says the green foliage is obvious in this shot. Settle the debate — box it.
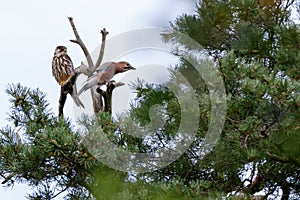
[0,83,213,199]
[157,0,300,199]
[0,84,98,199]
[1,1,300,199]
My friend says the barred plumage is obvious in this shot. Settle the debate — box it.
[52,46,84,108]
[52,46,74,86]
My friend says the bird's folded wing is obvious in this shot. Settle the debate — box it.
[95,62,114,73]
[86,62,114,79]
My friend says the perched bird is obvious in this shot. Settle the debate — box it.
[78,61,135,96]
[52,45,84,108]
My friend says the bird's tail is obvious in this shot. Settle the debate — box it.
[71,84,85,108]
[78,77,99,96]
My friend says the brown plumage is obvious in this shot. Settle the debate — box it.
[52,46,84,108]
[78,61,135,96]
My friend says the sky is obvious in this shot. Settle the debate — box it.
[0,0,195,198]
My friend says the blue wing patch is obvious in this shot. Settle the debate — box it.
[99,65,110,72]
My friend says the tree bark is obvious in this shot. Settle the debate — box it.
[67,17,111,115]
[97,81,125,114]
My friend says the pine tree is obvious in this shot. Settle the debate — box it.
[128,0,300,199]
[1,1,300,199]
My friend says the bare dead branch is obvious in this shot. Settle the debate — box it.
[96,81,125,114]
[58,88,68,116]
[91,88,103,115]
[95,28,109,69]
[74,62,92,76]
[58,71,84,116]
[67,17,117,115]
[68,17,94,68]
[67,17,105,115]
[58,74,76,116]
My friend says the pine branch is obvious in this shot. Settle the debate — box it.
[1,173,16,184]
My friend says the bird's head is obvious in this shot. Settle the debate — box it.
[54,46,67,55]
[118,61,135,72]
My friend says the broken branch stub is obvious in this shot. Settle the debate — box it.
[95,28,109,69]
[96,81,125,114]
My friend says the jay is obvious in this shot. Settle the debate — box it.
[78,61,135,96]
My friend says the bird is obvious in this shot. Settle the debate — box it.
[78,61,135,96]
[52,45,84,108]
